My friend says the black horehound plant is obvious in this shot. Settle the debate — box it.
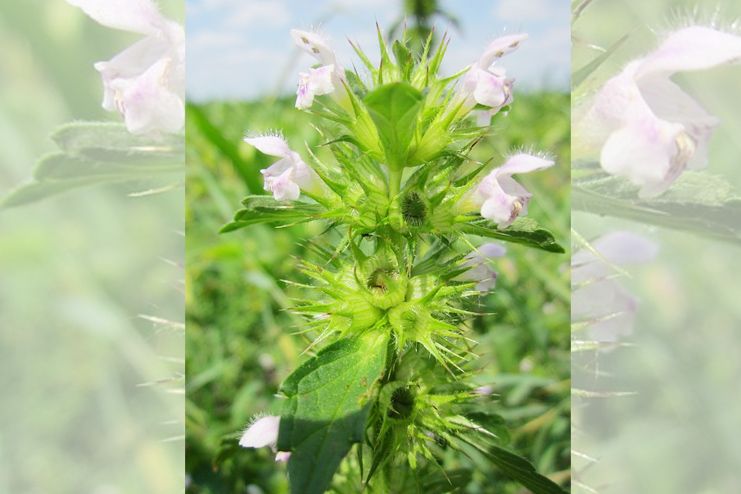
[225,27,567,494]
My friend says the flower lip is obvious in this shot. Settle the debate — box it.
[469,152,554,228]
[244,133,321,201]
[239,415,280,449]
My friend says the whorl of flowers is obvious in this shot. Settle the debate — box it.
[231,26,564,494]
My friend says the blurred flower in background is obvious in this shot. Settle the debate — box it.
[67,0,185,134]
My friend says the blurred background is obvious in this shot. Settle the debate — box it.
[572,0,741,492]
[186,0,570,492]
[0,1,184,493]
[187,0,570,101]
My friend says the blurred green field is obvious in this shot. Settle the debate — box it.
[185,92,571,493]
[572,1,741,492]
[0,1,184,492]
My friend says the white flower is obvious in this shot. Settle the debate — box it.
[239,416,280,448]
[578,26,741,197]
[244,134,321,201]
[459,33,527,113]
[291,29,337,66]
[296,65,336,110]
[572,231,658,343]
[67,0,184,135]
[239,415,291,463]
[290,29,345,109]
[458,243,507,292]
[464,153,554,228]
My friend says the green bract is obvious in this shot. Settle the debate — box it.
[226,28,566,494]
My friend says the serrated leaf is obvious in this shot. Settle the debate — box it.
[1,121,183,209]
[220,196,331,232]
[364,82,423,170]
[573,171,741,244]
[1,153,180,209]
[1,177,106,208]
[52,121,182,164]
[461,217,565,253]
[34,153,179,180]
[277,332,388,494]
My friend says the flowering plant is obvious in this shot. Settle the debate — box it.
[225,27,566,494]
[572,16,741,244]
[1,0,184,208]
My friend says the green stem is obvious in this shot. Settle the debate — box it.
[388,168,404,231]
[388,168,402,199]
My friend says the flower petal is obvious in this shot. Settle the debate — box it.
[600,116,687,198]
[572,279,638,342]
[477,242,507,258]
[572,231,658,284]
[636,26,741,78]
[472,69,511,108]
[295,72,315,110]
[637,75,718,170]
[290,29,336,66]
[245,135,292,158]
[116,57,184,134]
[239,416,280,449]
[295,65,335,109]
[275,451,292,462]
[478,33,528,68]
[309,65,335,95]
[481,192,519,228]
[67,0,164,35]
[496,153,555,176]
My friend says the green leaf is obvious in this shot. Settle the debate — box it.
[1,153,180,209]
[485,444,567,494]
[392,40,413,80]
[52,121,182,164]
[278,332,389,494]
[220,196,331,232]
[1,177,108,208]
[363,82,423,170]
[461,217,565,253]
[1,121,183,209]
[573,171,741,244]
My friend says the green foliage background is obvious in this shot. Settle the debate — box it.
[185,91,571,493]
[0,1,184,492]
[572,1,741,492]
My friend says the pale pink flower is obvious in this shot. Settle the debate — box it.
[296,65,336,109]
[572,231,658,343]
[244,135,321,201]
[464,153,554,228]
[458,243,507,292]
[290,29,345,109]
[67,0,184,134]
[239,415,291,463]
[579,26,741,197]
[459,33,527,114]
